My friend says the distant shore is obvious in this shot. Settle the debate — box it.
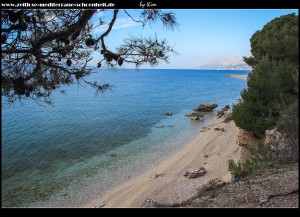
[84,111,243,208]
[224,74,248,80]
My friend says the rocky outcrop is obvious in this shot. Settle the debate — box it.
[203,178,226,191]
[194,103,218,112]
[217,105,230,118]
[236,129,258,149]
[176,164,299,208]
[191,115,204,121]
[183,167,206,178]
[265,127,296,163]
[222,112,232,123]
[185,112,205,121]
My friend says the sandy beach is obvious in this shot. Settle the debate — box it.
[84,111,243,208]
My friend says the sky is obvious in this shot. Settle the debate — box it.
[90,9,298,69]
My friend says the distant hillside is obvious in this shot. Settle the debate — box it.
[197,57,252,70]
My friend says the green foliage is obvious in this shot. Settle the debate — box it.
[277,98,299,138]
[248,142,273,164]
[228,142,273,177]
[244,13,298,67]
[228,160,242,177]
[233,13,299,136]
[242,159,258,173]
[1,9,178,105]
[276,98,299,162]
[232,98,272,136]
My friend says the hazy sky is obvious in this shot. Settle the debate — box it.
[91,9,298,69]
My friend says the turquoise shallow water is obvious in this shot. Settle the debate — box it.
[1,69,248,207]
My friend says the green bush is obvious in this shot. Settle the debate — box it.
[228,160,242,177]
[232,98,272,136]
[249,142,272,164]
[276,98,299,162]
[228,142,273,177]
[242,160,258,173]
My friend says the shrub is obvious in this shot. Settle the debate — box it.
[276,98,299,162]
[228,142,273,177]
[228,160,242,177]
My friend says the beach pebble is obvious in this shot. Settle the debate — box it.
[259,197,269,205]
[214,127,224,131]
[200,127,210,132]
[184,167,207,178]
[203,178,226,190]
[95,203,105,208]
[153,173,164,178]
[143,199,156,207]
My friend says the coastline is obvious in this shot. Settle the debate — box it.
[224,74,248,80]
[84,111,243,208]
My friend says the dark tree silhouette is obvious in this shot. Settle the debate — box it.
[1,9,178,104]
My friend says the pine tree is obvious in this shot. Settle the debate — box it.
[232,13,298,136]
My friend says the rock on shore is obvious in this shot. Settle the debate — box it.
[194,103,218,112]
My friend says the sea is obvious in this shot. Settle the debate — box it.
[1,69,249,207]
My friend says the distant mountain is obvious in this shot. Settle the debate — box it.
[197,57,252,70]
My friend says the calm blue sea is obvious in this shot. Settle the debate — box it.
[1,69,248,207]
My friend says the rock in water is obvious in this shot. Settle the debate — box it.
[165,111,173,116]
[194,103,218,112]
[191,115,204,121]
[185,112,205,121]
[185,112,204,117]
